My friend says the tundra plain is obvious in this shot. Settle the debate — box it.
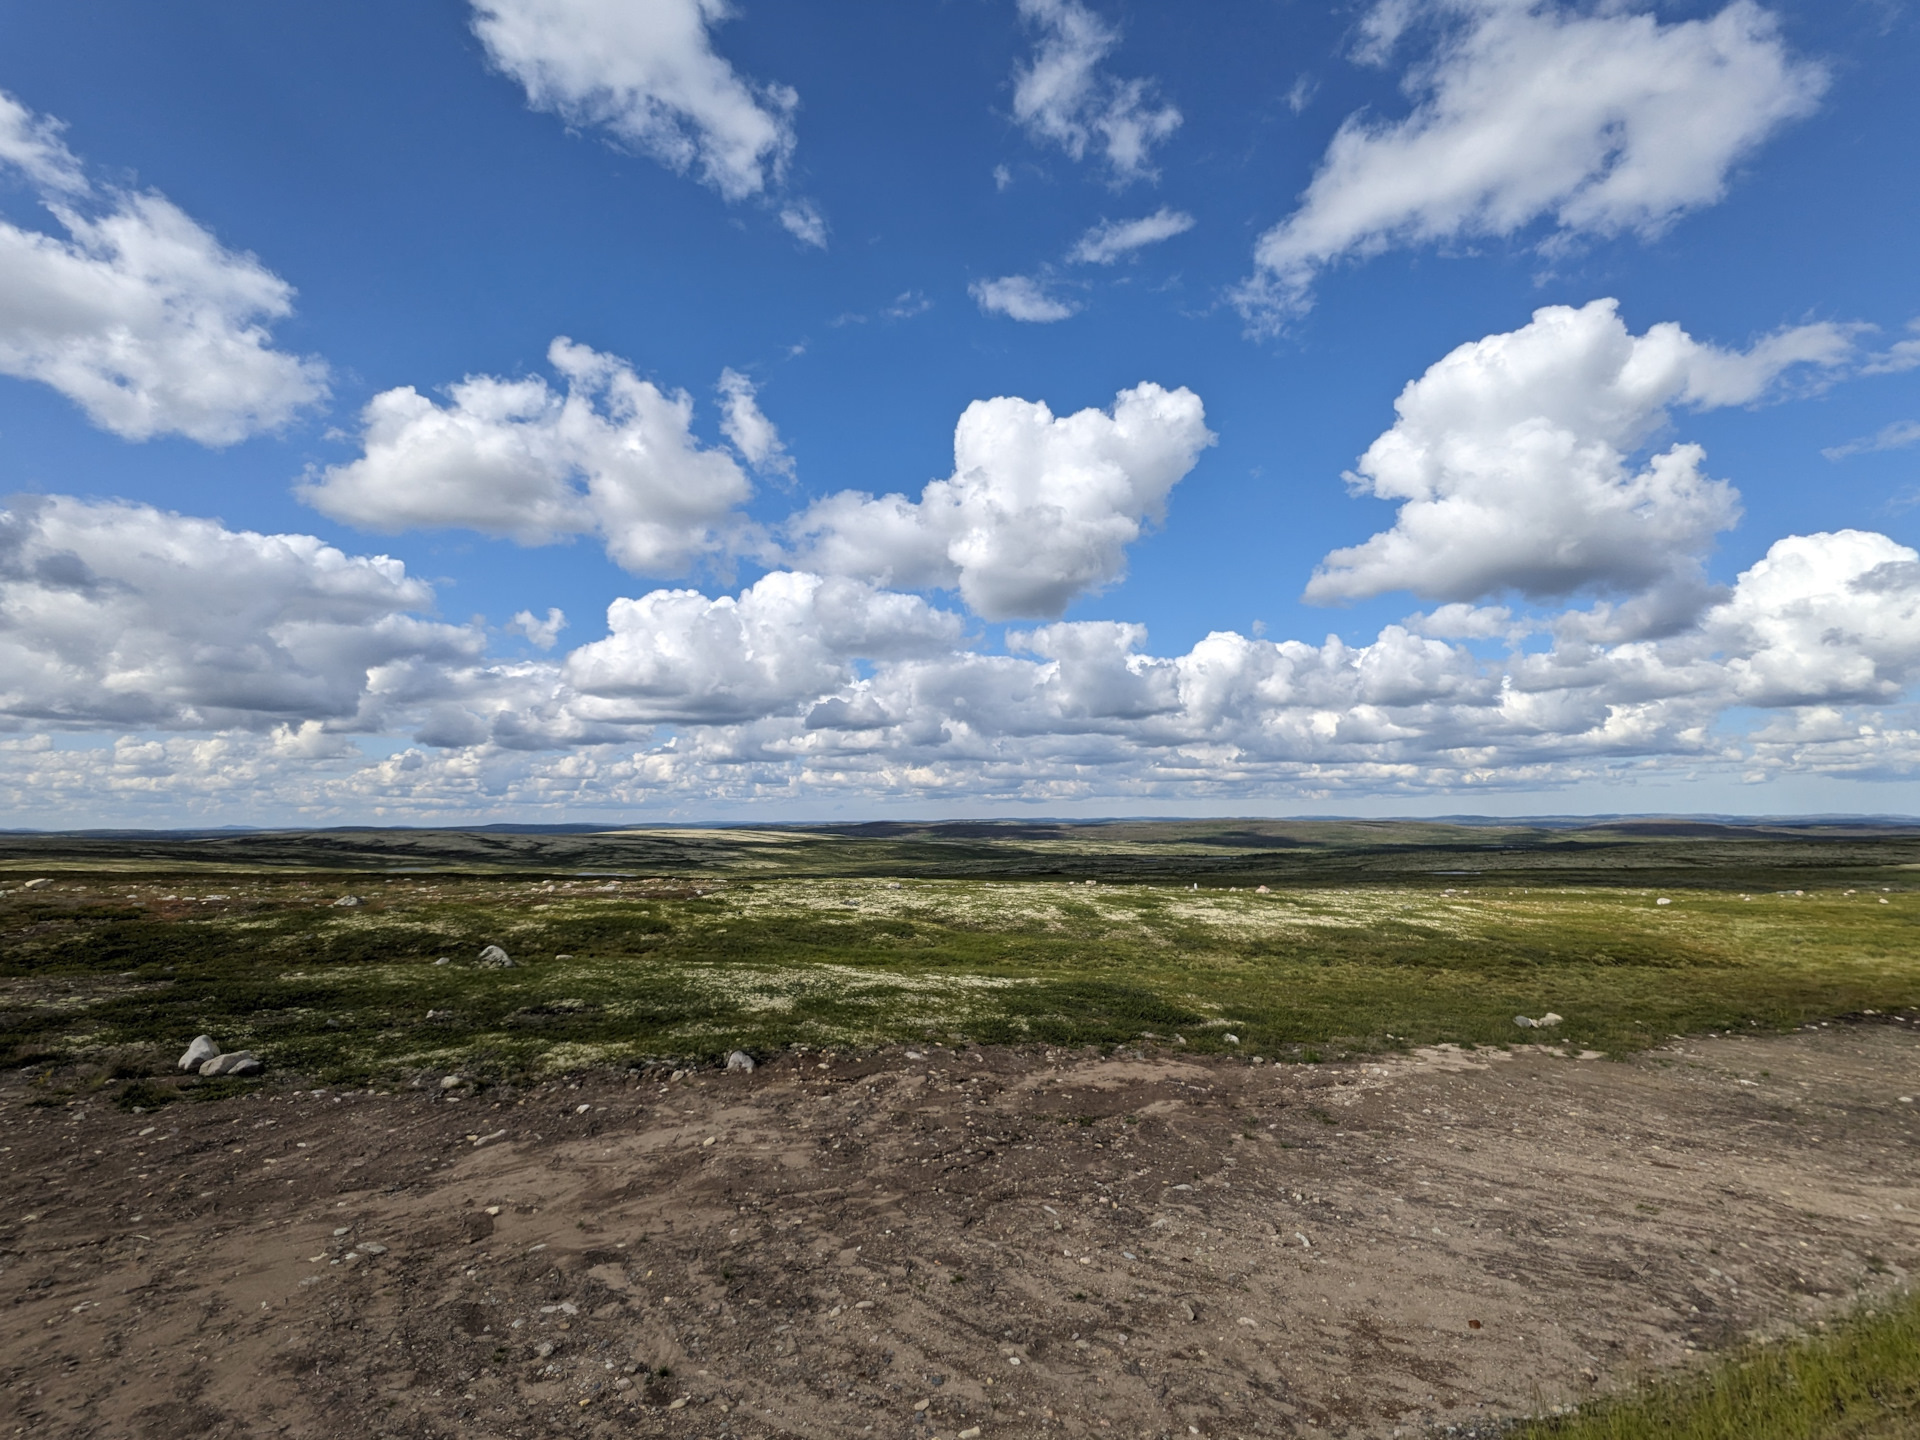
[2,818,1917,1439]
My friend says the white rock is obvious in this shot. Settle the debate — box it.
[23,877,51,890]
[333,895,363,908]
[726,1050,756,1073]
[554,953,574,962]
[441,1075,464,1090]
[1514,1015,1536,1028]
[478,944,513,968]
[1656,897,1672,906]
[1538,1012,1564,1028]
[199,1051,262,1077]
[179,1035,220,1072]
[1223,1034,1240,1045]
[1255,885,1271,894]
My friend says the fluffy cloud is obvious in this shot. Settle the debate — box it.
[970,274,1077,324]
[1012,0,1181,184]
[788,383,1214,621]
[509,607,568,650]
[18,520,1920,817]
[564,571,964,725]
[716,536,1920,794]
[1706,531,1920,707]
[716,367,793,477]
[300,338,752,576]
[0,496,480,732]
[0,93,327,444]
[1241,0,1825,324]
[470,0,799,205]
[1069,208,1195,265]
[20,307,1920,816]
[1305,299,1850,622]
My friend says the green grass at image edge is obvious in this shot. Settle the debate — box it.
[1523,1291,1920,1440]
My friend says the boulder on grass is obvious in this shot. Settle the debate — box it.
[179,1035,219,1071]
[199,1052,262,1077]
[726,1050,756,1073]
[478,944,513,968]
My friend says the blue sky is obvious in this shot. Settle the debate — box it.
[0,0,1916,823]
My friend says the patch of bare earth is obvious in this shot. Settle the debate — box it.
[3,1024,1917,1439]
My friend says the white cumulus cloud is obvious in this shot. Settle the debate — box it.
[0,92,327,444]
[300,338,752,577]
[471,0,809,212]
[1305,299,1851,623]
[509,607,568,650]
[716,366,793,477]
[16,303,1920,816]
[1069,208,1195,265]
[970,274,1078,323]
[564,570,964,725]
[0,496,480,732]
[18,519,1920,815]
[1240,0,1826,325]
[1707,531,1920,707]
[1012,0,1181,184]
[788,382,1214,621]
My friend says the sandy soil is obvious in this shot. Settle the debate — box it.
[3,1021,1918,1440]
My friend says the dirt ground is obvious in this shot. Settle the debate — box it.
[3,1021,1918,1440]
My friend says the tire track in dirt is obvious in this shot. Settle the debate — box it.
[2,1022,1916,1438]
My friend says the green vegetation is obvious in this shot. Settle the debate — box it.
[1,818,1916,1086]
[1523,1291,1920,1439]
[5,814,1920,888]
[6,819,1916,1433]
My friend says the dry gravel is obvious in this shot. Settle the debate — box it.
[3,1021,1918,1439]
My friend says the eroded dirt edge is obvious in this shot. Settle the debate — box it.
[4,1022,1918,1439]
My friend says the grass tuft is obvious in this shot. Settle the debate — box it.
[1523,1291,1920,1440]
